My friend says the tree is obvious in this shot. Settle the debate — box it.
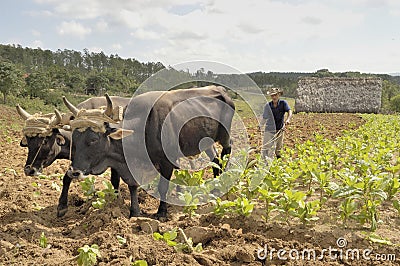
[85,72,109,95]
[312,69,335,78]
[382,80,400,102]
[0,61,24,103]
[390,94,400,112]
[25,70,51,98]
[381,80,400,111]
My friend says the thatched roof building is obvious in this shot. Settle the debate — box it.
[295,77,382,113]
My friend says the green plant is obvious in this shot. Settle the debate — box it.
[367,233,393,245]
[116,235,126,246]
[233,196,254,217]
[132,260,148,266]
[77,244,101,266]
[312,171,337,205]
[276,189,306,223]
[178,191,199,218]
[296,199,321,225]
[153,228,178,247]
[174,228,203,253]
[338,197,358,226]
[257,187,279,222]
[51,181,61,192]
[173,169,205,187]
[39,232,47,248]
[334,170,388,231]
[383,175,400,200]
[153,228,202,253]
[213,198,236,216]
[92,181,118,209]
[80,176,97,199]
[31,182,41,197]
[212,196,254,217]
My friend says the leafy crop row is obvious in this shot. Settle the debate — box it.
[174,114,400,231]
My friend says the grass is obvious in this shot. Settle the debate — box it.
[234,95,295,119]
[4,94,92,114]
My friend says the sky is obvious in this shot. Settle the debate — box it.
[1,0,400,74]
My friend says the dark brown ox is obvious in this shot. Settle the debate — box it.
[17,96,130,217]
[65,86,235,219]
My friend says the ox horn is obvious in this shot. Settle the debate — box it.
[51,109,63,127]
[63,96,79,116]
[16,104,31,120]
[104,93,113,118]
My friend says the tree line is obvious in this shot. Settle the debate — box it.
[0,44,165,106]
[0,44,399,112]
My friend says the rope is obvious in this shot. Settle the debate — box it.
[27,138,45,169]
[261,124,286,148]
[69,136,72,161]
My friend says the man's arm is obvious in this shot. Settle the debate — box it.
[285,109,293,125]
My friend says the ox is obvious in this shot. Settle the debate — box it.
[16,96,130,217]
[65,86,235,219]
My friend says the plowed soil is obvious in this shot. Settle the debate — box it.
[0,104,399,266]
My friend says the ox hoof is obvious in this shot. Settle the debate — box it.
[129,211,142,218]
[57,207,68,217]
[156,212,168,222]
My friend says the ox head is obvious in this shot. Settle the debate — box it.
[16,105,67,176]
[63,94,133,179]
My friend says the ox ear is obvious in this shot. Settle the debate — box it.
[20,136,28,147]
[107,128,134,140]
[56,134,66,146]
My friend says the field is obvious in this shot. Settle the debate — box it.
[0,102,399,266]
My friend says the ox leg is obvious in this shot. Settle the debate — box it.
[57,172,72,217]
[220,133,232,161]
[128,185,141,217]
[156,162,174,220]
[205,146,221,178]
[218,138,232,175]
[110,168,120,193]
[221,145,232,160]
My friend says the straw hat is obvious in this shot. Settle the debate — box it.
[266,88,283,96]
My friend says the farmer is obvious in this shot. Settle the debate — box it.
[260,88,292,160]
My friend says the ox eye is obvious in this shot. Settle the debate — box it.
[87,138,99,146]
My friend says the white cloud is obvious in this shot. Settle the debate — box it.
[131,29,161,40]
[57,20,91,38]
[31,30,41,37]
[301,16,323,25]
[32,40,43,48]
[96,20,109,32]
[111,43,122,50]
[237,23,265,34]
[25,9,54,17]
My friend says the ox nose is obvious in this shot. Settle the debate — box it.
[24,166,39,176]
[67,166,85,179]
